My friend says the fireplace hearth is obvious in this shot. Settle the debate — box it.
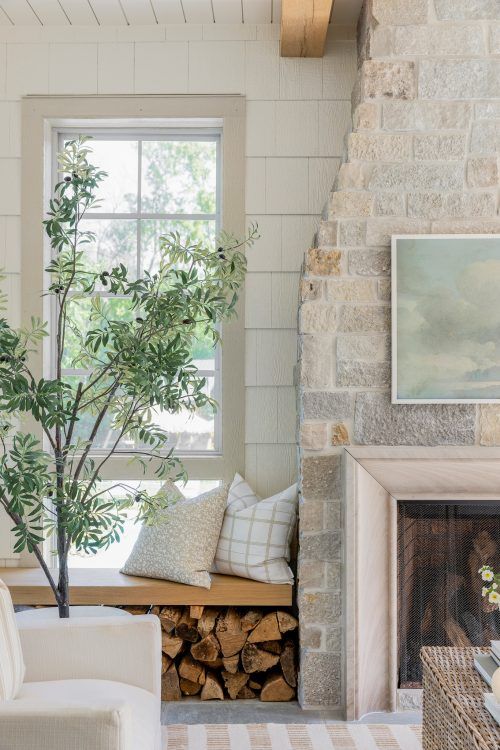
[397,501,500,688]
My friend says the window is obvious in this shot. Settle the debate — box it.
[22,97,245,567]
[55,129,222,456]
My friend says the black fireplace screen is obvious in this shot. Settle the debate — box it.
[397,501,500,688]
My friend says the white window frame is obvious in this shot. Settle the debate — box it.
[21,95,246,486]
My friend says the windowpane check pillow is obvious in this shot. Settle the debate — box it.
[121,482,228,589]
[212,474,298,584]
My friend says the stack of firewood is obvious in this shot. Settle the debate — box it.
[124,605,298,701]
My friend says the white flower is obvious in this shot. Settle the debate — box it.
[483,587,490,597]
[489,591,500,605]
[482,570,494,582]
[493,583,498,590]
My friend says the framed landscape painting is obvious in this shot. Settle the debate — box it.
[392,234,500,404]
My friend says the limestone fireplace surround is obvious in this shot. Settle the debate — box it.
[344,446,500,720]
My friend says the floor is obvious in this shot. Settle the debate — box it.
[161,701,422,725]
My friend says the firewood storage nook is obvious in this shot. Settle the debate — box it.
[0,568,297,702]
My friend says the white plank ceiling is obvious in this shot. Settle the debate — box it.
[0,0,362,26]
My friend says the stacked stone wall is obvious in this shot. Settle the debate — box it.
[298,0,500,708]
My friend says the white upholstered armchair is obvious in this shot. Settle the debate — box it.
[0,579,162,750]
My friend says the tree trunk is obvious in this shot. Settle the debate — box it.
[57,549,70,618]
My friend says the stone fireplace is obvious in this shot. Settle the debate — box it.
[296,0,500,711]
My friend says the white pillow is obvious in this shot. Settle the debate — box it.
[212,474,298,584]
[121,482,228,589]
[0,578,25,700]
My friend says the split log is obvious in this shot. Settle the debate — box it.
[241,643,280,674]
[162,654,172,674]
[191,633,220,663]
[150,605,161,617]
[200,671,224,701]
[241,610,263,632]
[159,606,182,633]
[176,611,199,643]
[180,678,202,696]
[190,605,204,620]
[237,685,256,699]
[248,678,262,690]
[216,607,247,657]
[179,654,205,684]
[280,641,296,687]
[222,654,239,674]
[444,618,472,647]
[260,640,282,654]
[122,605,150,615]
[222,670,250,699]
[277,611,298,634]
[162,633,184,659]
[162,663,181,701]
[260,673,294,701]
[247,612,281,643]
[198,608,220,638]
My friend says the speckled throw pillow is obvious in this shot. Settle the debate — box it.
[121,482,228,589]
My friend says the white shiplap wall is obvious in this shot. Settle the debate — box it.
[0,22,356,562]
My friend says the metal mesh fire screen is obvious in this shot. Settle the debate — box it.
[397,501,500,688]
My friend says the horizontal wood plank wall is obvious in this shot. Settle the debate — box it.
[0,568,293,606]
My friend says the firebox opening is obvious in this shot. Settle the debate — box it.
[397,500,500,688]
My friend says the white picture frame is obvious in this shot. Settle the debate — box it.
[392,234,500,404]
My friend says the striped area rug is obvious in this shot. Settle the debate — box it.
[162,723,422,749]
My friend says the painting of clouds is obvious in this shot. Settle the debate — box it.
[393,235,500,403]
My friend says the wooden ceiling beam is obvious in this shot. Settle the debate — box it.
[280,0,334,58]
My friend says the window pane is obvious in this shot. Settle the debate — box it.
[68,479,220,568]
[140,219,216,276]
[141,140,217,215]
[151,376,216,452]
[80,139,138,213]
[79,218,137,281]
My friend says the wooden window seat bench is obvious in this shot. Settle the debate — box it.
[0,567,293,607]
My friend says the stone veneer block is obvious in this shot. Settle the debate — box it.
[299,590,342,625]
[434,0,500,21]
[348,248,390,276]
[419,59,500,100]
[361,61,416,101]
[325,278,377,302]
[337,333,390,361]
[369,162,463,191]
[366,218,430,246]
[393,24,485,57]
[331,423,349,446]
[354,392,476,445]
[348,133,412,162]
[339,305,390,332]
[372,0,429,24]
[300,279,323,302]
[305,248,341,276]
[337,360,390,388]
[407,191,496,219]
[413,133,467,161]
[301,422,328,451]
[299,652,342,708]
[466,157,499,187]
[300,336,333,389]
[329,190,373,218]
[300,303,337,333]
[302,390,351,420]
[299,531,341,562]
[382,100,471,131]
[479,405,500,446]
[353,102,380,130]
[301,454,342,500]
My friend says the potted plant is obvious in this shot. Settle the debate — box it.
[0,136,254,617]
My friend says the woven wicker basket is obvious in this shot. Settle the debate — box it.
[421,647,500,750]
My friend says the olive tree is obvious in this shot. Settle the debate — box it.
[0,136,254,616]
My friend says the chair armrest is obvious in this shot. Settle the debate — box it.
[0,701,125,750]
[17,615,161,699]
